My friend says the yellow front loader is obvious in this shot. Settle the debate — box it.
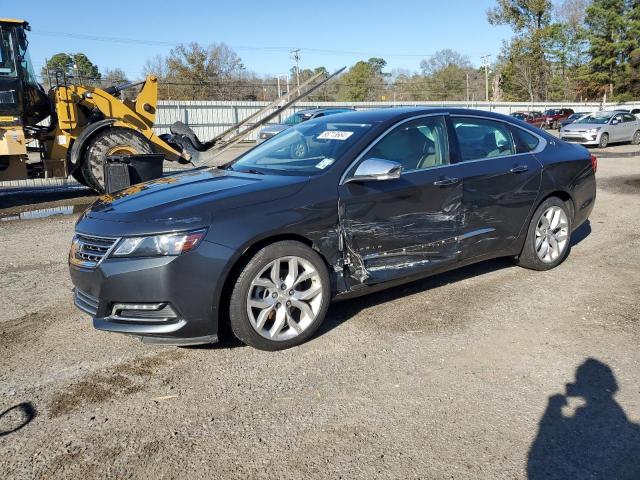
[0,18,183,193]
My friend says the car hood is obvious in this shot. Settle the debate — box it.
[78,169,309,235]
[261,124,290,134]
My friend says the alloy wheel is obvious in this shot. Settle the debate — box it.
[599,134,609,148]
[246,256,323,341]
[535,206,569,263]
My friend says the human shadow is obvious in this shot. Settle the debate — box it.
[0,402,37,437]
[527,358,640,479]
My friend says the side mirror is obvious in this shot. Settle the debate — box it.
[346,158,402,183]
[611,119,620,125]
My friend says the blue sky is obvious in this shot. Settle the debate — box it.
[10,0,513,80]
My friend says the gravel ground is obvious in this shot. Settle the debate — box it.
[0,145,639,479]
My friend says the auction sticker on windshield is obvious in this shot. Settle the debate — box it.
[317,130,354,141]
[315,158,335,169]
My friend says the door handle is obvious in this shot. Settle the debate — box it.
[509,165,529,173]
[433,176,460,186]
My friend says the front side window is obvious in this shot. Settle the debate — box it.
[362,116,449,172]
[0,28,17,77]
[228,119,372,176]
[453,117,515,161]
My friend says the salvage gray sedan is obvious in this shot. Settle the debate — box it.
[560,111,640,148]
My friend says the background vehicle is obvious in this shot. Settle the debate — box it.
[258,108,353,141]
[559,112,588,128]
[560,111,640,147]
[69,108,596,350]
[543,108,575,129]
[510,111,545,128]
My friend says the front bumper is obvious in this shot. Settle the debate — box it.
[559,131,600,145]
[69,239,237,345]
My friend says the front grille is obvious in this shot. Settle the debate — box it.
[69,233,119,269]
[0,90,16,105]
[74,288,99,316]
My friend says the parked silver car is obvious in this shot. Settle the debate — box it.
[560,111,640,148]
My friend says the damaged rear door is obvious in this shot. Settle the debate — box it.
[338,115,464,285]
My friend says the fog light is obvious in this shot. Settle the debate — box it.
[110,303,178,322]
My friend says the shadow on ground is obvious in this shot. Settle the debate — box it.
[0,402,37,437]
[528,358,640,479]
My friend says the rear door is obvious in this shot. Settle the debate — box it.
[451,116,542,260]
[622,113,638,140]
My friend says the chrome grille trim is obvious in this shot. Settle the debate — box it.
[70,233,120,269]
[74,288,99,316]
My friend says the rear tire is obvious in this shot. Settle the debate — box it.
[229,241,330,351]
[515,197,572,271]
[631,130,640,145]
[80,128,153,193]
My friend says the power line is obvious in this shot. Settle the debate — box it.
[30,29,488,60]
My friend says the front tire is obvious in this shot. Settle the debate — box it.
[598,133,609,149]
[80,128,154,193]
[515,197,572,271]
[229,241,330,351]
[631,130,640,145]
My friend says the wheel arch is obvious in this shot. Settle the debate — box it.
[514,189,575,257]
[214,233,332,338]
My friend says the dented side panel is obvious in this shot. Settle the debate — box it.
[337,165,466,285]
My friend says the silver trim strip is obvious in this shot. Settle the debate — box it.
[458,227,495,240]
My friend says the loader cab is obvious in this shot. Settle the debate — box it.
[0,19,50,126]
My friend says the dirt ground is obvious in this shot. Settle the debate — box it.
[1,144,639,479]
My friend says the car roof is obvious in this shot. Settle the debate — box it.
[297,107,354,115]
[315,107,544,125]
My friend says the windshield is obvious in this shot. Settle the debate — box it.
[283,112,307,126]
[228,119,372,176]
[0,28,17,77]
[574,112,613,125]
[544,109,560,116]
[511,112,527,120]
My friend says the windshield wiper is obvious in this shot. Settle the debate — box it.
[237,168,265,175]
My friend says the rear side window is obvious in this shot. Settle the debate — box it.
[511,127,540,153]
[452,117,515,161]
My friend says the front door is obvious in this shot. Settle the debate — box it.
[450,116,542,260]
[338,115,464,285]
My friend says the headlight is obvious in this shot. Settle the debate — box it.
[587,128,601,134]
[112,229,207,258]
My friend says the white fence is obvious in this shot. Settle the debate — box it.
[155,100,640,141]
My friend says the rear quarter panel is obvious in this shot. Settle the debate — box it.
[535,139,596,231]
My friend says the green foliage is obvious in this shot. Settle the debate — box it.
[488,0,553,101]
[42,52,100,84]
[337,59,388,101]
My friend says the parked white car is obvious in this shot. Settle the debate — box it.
[560,111,640,148]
